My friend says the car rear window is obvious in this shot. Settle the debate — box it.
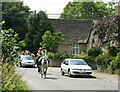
[70,60,87,65]
[21,56,32,60]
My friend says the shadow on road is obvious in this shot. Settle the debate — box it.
[64,75,96,79]
[45,77,59,80]
[22,66,37,68]
[47,73,52,75]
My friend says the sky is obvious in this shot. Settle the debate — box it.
[22,0,119,19]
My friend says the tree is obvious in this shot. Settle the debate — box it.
[24,11,54,53]
[1,21,22,63]
[0,21,29,91]
[2,2,30,41]
[2,28,19,58]
[93,15,120,53]
[60,1,116,19]
[40,31,64,53]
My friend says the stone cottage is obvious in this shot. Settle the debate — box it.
[51,19,93,56]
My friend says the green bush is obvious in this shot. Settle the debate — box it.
[72,55,80,59]
[55,53,66,59]
[48,52,70,59]
[2,62,29,91]
[107,46,119,56]
[48,52,55,59]
[95,53,115,72]
[87,46,102,57]
[107,52,120,74]
[14,80,29,91]
[83,56,95,64]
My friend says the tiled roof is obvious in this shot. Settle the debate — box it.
[51,19,93,43]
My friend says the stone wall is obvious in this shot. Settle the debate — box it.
[57,43,72,55]
[79,43,87,53]
[57,43,87,55]
[50,59,64,67]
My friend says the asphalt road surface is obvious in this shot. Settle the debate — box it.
[16,66,118,90]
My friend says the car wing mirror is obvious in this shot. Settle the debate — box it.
[65,63,69,65]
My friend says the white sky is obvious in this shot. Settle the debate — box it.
[22,0,119,19]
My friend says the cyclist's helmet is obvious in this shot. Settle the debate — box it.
[39,47,42,50]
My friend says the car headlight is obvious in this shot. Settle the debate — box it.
[21,61,25,63]
[72,68,79,70]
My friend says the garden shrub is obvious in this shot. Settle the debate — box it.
[83,56,95,64]
[107,52,120,74]
[87,46,102,57]
[72,55,80,59]
[107,46,119,56]
[1,22,29,91]
[48,52,70,59]
[48,52,55,59]
[95,53,115,72]
[2,62,29,91]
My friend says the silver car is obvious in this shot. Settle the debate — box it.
[18,55,35,67]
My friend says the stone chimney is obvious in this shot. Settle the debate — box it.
[115,5,120,16]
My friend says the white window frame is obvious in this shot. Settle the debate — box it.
[72,44,79,56]
[93,34,97,41]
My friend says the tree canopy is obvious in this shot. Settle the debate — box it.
[92,15,120,55]
[2,2,30,41]
[24,11,54,53]
[60,1,117,19]
[40,31,64,53]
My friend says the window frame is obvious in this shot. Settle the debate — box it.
[72,44,80,56]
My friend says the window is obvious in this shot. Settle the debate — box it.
[63,60,69,65]
[93,34,97,41]
[65,60,69,65]
[63,60,66,64]
[72,44,79,55]
[21,56,32,60]
[70,60,87,65]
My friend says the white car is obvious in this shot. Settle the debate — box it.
[18,55,35,67]
[61,59,92,77]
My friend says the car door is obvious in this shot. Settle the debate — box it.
[64,60,69,73]
[61,60,66,72]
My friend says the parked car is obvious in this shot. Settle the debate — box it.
[17,55,35,67]
[61,59,92,77]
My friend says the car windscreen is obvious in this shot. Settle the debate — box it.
[70,60,87,65]
[21,56,32,60]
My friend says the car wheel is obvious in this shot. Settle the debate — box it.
[68,70,72,77]
[87,75,92,78]
[61,69,65,76]
[33,65,35,67]
[18,62,22,67]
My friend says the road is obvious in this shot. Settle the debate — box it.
[16,66,118,91]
